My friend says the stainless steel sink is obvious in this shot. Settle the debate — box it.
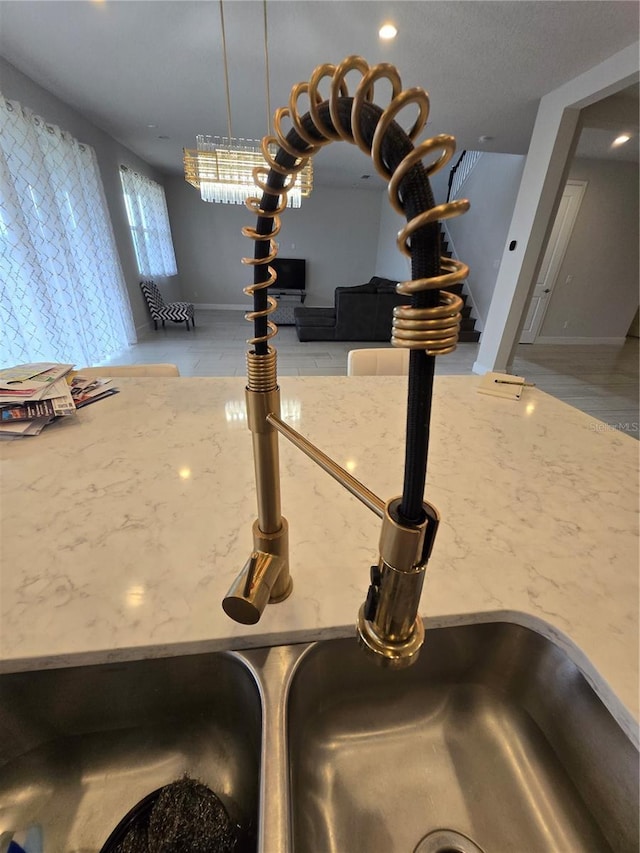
[0,622,637,853]
[285,623,639,853]
[0,652,262,852]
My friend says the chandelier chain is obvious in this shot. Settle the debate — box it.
[219,0,233,140]
[263,0,272,137]
[183,0,313,205]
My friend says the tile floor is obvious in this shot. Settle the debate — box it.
[103,310,639,439]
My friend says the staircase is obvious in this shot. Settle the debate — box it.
[439,226,480,343]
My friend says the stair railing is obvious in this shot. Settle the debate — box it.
[447,150,483,201]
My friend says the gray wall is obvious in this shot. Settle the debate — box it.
[0,57,180,333]
[539,157,639,340]
[165,177,383,308]
[432,153,526,328]
[374,192,411,282]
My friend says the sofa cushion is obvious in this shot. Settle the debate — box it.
[375,282,399,294]
[334,290,382,340]
[296,325,336,342]
[293,307,336,328]
[337,281,377,295]
[369,276,399,291]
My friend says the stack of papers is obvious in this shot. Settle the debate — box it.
[0,363,119,439]
[0,363,75,438]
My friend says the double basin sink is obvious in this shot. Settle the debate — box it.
[0,621,638,852]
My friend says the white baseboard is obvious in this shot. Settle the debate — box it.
[193,303,248,311]
[534,336,626,346]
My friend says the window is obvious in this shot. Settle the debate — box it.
[120,167,177,277]
[0,95,136,367]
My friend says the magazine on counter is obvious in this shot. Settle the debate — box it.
[0,363,74,399]
[0,398,72,422]
[0,417,54,438]
[69,376,119,408]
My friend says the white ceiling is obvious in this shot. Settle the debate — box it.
[0,1,638,189]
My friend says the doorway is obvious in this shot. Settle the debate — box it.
[519,181,587,343]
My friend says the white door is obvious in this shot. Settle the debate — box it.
[520,181,586,343]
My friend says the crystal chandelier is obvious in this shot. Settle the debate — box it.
[183,1,313,207]
[184,135,312,208]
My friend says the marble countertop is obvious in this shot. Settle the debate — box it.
[1,375,637,743]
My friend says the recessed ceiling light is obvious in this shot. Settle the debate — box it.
[147,124,157,129]
[158,135,170,140]
[478,135,494,143]
[612,134,631,147]
[379,23,397,40]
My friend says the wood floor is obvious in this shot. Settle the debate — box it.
[104,310,639,439]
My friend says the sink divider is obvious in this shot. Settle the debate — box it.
[238,643,311,853]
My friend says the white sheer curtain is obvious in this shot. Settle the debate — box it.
[0,95,136,367]
[119,167,177,277]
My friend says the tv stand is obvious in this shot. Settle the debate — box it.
[271,290,306,326]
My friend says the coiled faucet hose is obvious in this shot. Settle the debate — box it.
[253,98,443,526]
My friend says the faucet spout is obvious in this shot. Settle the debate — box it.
[357,499,440,668]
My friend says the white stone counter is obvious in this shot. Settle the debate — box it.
[1,376,637,743]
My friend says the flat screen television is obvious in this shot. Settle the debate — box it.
[270,257,306,292]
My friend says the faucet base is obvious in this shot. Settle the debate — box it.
[356,604,425,669]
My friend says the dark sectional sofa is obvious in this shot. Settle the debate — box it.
[294,276,409,342]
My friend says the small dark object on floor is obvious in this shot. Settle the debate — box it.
[101,775,238,853]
